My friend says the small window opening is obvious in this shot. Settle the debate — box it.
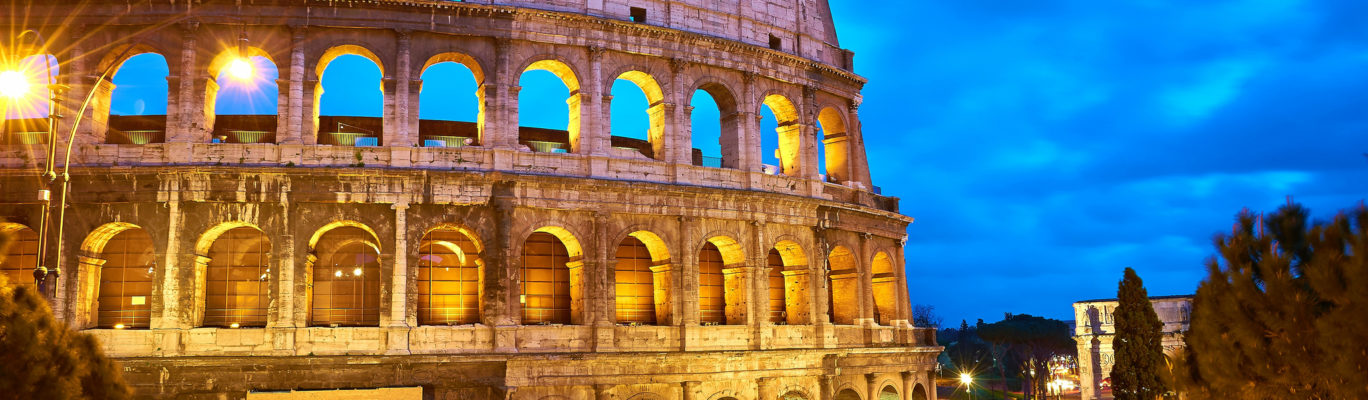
[630,7,647,23]
[769,34,782,51]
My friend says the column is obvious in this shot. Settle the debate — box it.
[866,373,879,400]
[846,100,874,189]
[679,217,699,327]
[73,256,106,329]
[812,227,832,325]
[388,30,414,147]
[894,239,912,327]
[856,233,876,326]
[157,181,184,329]
[486,182,518,351]
[389,202,410,326]
[665,58,691,166]
[799,86,821,180]
[757,377,778,400]
[749,220,769,348]
[581,47,608,156]
[169,22,200,143]
[591,211,616,351]
[483,38,519,149]
[681,381,701,400]
[283,25,307,144]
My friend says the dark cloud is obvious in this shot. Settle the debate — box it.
[831,0,1368,323]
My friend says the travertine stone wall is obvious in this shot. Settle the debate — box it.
[1072,296,1193,400]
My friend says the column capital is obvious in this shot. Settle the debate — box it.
[587,45,606,62]
[668,57,689,74]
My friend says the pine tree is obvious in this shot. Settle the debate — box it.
[1174,203,1368,399]
[1110,267,1165,400]
[0,229,131,399]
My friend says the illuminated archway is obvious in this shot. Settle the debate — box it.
[699,235,745,325]
[519,59,581,153]
[203,226,271,327]
[827,245,859,325]
[207,46,280,144]
[689,81,740,168]
[523,226,586,325]
[870,252,898,326]
[912,384,929,400]
[761,94,801,176]
[0,223,38,288]
[309,222,382,327]
[771,240,810,325]
[817,107,851,183]
[614,231,670,325]
[418,52,484,147]
[314,45,385,146]
[417,226,482,325]
[834,389,861,400]
[106,53,170,144]
[878,385,898,400]
[84,225,155,329]
[610,70,666,160]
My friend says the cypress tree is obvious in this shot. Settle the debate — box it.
[1110,267,1166,400]
[1174,203,1367,399]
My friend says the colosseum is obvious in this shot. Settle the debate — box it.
[0,0,937,399]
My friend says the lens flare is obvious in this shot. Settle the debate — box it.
[228,58,254,81]
[0,70,31,99]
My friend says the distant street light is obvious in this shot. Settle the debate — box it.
[0,69,30,98]
[959,373,974,400]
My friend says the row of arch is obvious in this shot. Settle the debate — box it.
[15,32,860,183]
[0,220,901,330]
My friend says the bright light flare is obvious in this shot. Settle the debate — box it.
[0,70,31,99]
[227,58,254,81]
[959,373,973,385]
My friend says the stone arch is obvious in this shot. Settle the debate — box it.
[418,51,487,147]
[417,223,485,325]
[877,384,898,400]
[688,78,743,169]
[75,223,156,329]
[828,245,860,325]
[911,384,928,400]
[833,388,862,400]
[762,93,804,176]
[699,234,746,325]
[624,393,666,400]
[519,57,585,153]
[705,391,743,400]
[205,45,281,142]
[817,106,851,183]
[196,221,262,255]
[768,239,811,325]
[519,225,587,325]
[312,44,387,146]
[613,229,672,325]
[609,69,668,161]
[202,225,272,328]
[307,221,383,327]
[96,43,172,77]
[92,43,171,143]
[870,251,898,326]
[189,221,268,327]
[315,44,386,79]
[420,52,487,85]
[778,386,814,400]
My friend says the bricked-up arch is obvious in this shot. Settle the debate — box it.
[870,252,898,326]
[417,226,483,325]
[817,107,851,183]
[309,223,383,326]
[690,81,741,169]
[614,231,671,325]
[80,226,155,329]
[0,223,38,288]
[525,226,587,324]
[763,94,803,176]
[419,52,485,147]
[772,239,811,325]
[911,384,929,400]
[203,226,271,327]
[314,45,386,146]
[520,59,583,153]
[827,245,860,325]
[611,70,667,161]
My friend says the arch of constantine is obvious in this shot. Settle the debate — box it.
[0,1,939,399]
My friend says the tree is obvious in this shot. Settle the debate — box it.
[1109,267,1166,400]
[1174,203,1368,399]
[0,228,132,399]
[978,313,1075,399]
[912,304,943,328]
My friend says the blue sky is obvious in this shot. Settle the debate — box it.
[16,0,1366,324]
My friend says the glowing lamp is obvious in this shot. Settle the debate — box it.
[227,58,254,81]
[353,267,363,276]
[0,70,31,99]
[959,373,973,385]
[114,323,126,330]
[230,322,240,329]
[334,270,343,277]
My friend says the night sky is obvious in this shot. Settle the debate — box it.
[9,0,1367,325]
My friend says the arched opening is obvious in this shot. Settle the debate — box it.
[827,245,859,325]
[518,60,580,153]
[690,83,740,169]
[1,54,57,125]
[0,223,38,288]
[698,242,725,324]
[760,94,801,176]
[878,385,898,400]
[912,384,929,400]
[817,107,850,183]
[610,71,665,160]
[766,248,787,324]
[310,224,382,326]
[417,226,483,325]
[203,226,271,328]
[418,53,484,147]
[208,48,280,144]
[772,240,810,325]
[315,47,385,146]
[521,231,571,324]
[614,231,670,325]
[834,389,862,400]
[92,227,155,329]
[106,53,169,144]
[780,391,810,400]
[871,252,898,326]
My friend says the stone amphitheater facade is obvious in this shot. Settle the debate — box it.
[0,1,938,399]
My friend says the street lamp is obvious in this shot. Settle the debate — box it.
[959,373,974,400]
[4,30,65,298]
[0,69,31,98]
